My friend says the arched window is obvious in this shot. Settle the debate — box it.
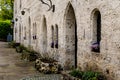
[20,0,22,9]
[33,23,35,40]
[91,9,101,53]
[34,22,37,39]
[24,26,26,40]
[19,24,21,42]
[33,22,37,40]
[51,25,54,48]
[55,24,58,48]
[42,16,47,53]
[28,17,31,45]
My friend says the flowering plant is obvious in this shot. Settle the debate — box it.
[91,42,100,52]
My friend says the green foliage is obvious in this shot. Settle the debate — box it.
[69,69,83,78]
[69,69,106,80]
[0,20,13,40]
[82,71,100,80]
[16,45,27,53]
[0,0,14,20]
[15,45,39,61]
[21,50,38,61]
[28,52,39,61]
[8,41,16,48]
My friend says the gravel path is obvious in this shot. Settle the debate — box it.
[0,42,62,80]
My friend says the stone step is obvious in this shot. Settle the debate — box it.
[20,74,62,80]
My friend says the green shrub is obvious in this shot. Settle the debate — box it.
[16,45,27,53]
[82,71,99,80]
[82,71,106,80]
[69,69,106,80]
[0,20,13,41]
[69,69,83,78]
[8,41,16,48]
[28,51,39,61]
[18,45,39,61]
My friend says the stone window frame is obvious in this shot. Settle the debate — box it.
[28,16,31,45]
[24,26,27,40]
[55,24,58,49]
[50,24,59,49]
[34,22,37,39]
[90,8,101,53]
[51,25,54,48]
[19,23,21,42]
[20,0,22,9]
[42,16,48,53]
[32,22,37,40]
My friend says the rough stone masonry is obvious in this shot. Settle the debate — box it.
[14,0,120,80]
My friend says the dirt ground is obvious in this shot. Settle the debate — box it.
[0,42,41,80]
[0,42,62,80]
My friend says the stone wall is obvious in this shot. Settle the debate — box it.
[14,0,120,79]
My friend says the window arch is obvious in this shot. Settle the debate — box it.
[42,16,47,53]
[33,23,35,40]
[91,9,101,53]
[33,22,37,40]
[55,24,58,48]
[20,0,22,9]
[24,26,26,40]
[28,17,31,45]
[34,22,37,39]
[19,23,21,42]
[51,25,54,48]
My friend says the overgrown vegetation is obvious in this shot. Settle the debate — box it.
[0,0,14,20]
[69,69,83,79]
[15,44,39,61]
[16,45,26,53]
[39,53,57,63]
[8,41,19,48]
[8,41,39,61]
[8,42,61,74]
[69,69,106,80]
[15,44,58,63]
[21,50,39,61]
[0,20,13,41]
[0,0,14,41]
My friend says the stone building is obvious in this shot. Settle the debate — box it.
[14,0,120,79]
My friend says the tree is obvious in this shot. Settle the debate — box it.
[0,0,14,20]
[0,20,13,41]
[0,0,14,41]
